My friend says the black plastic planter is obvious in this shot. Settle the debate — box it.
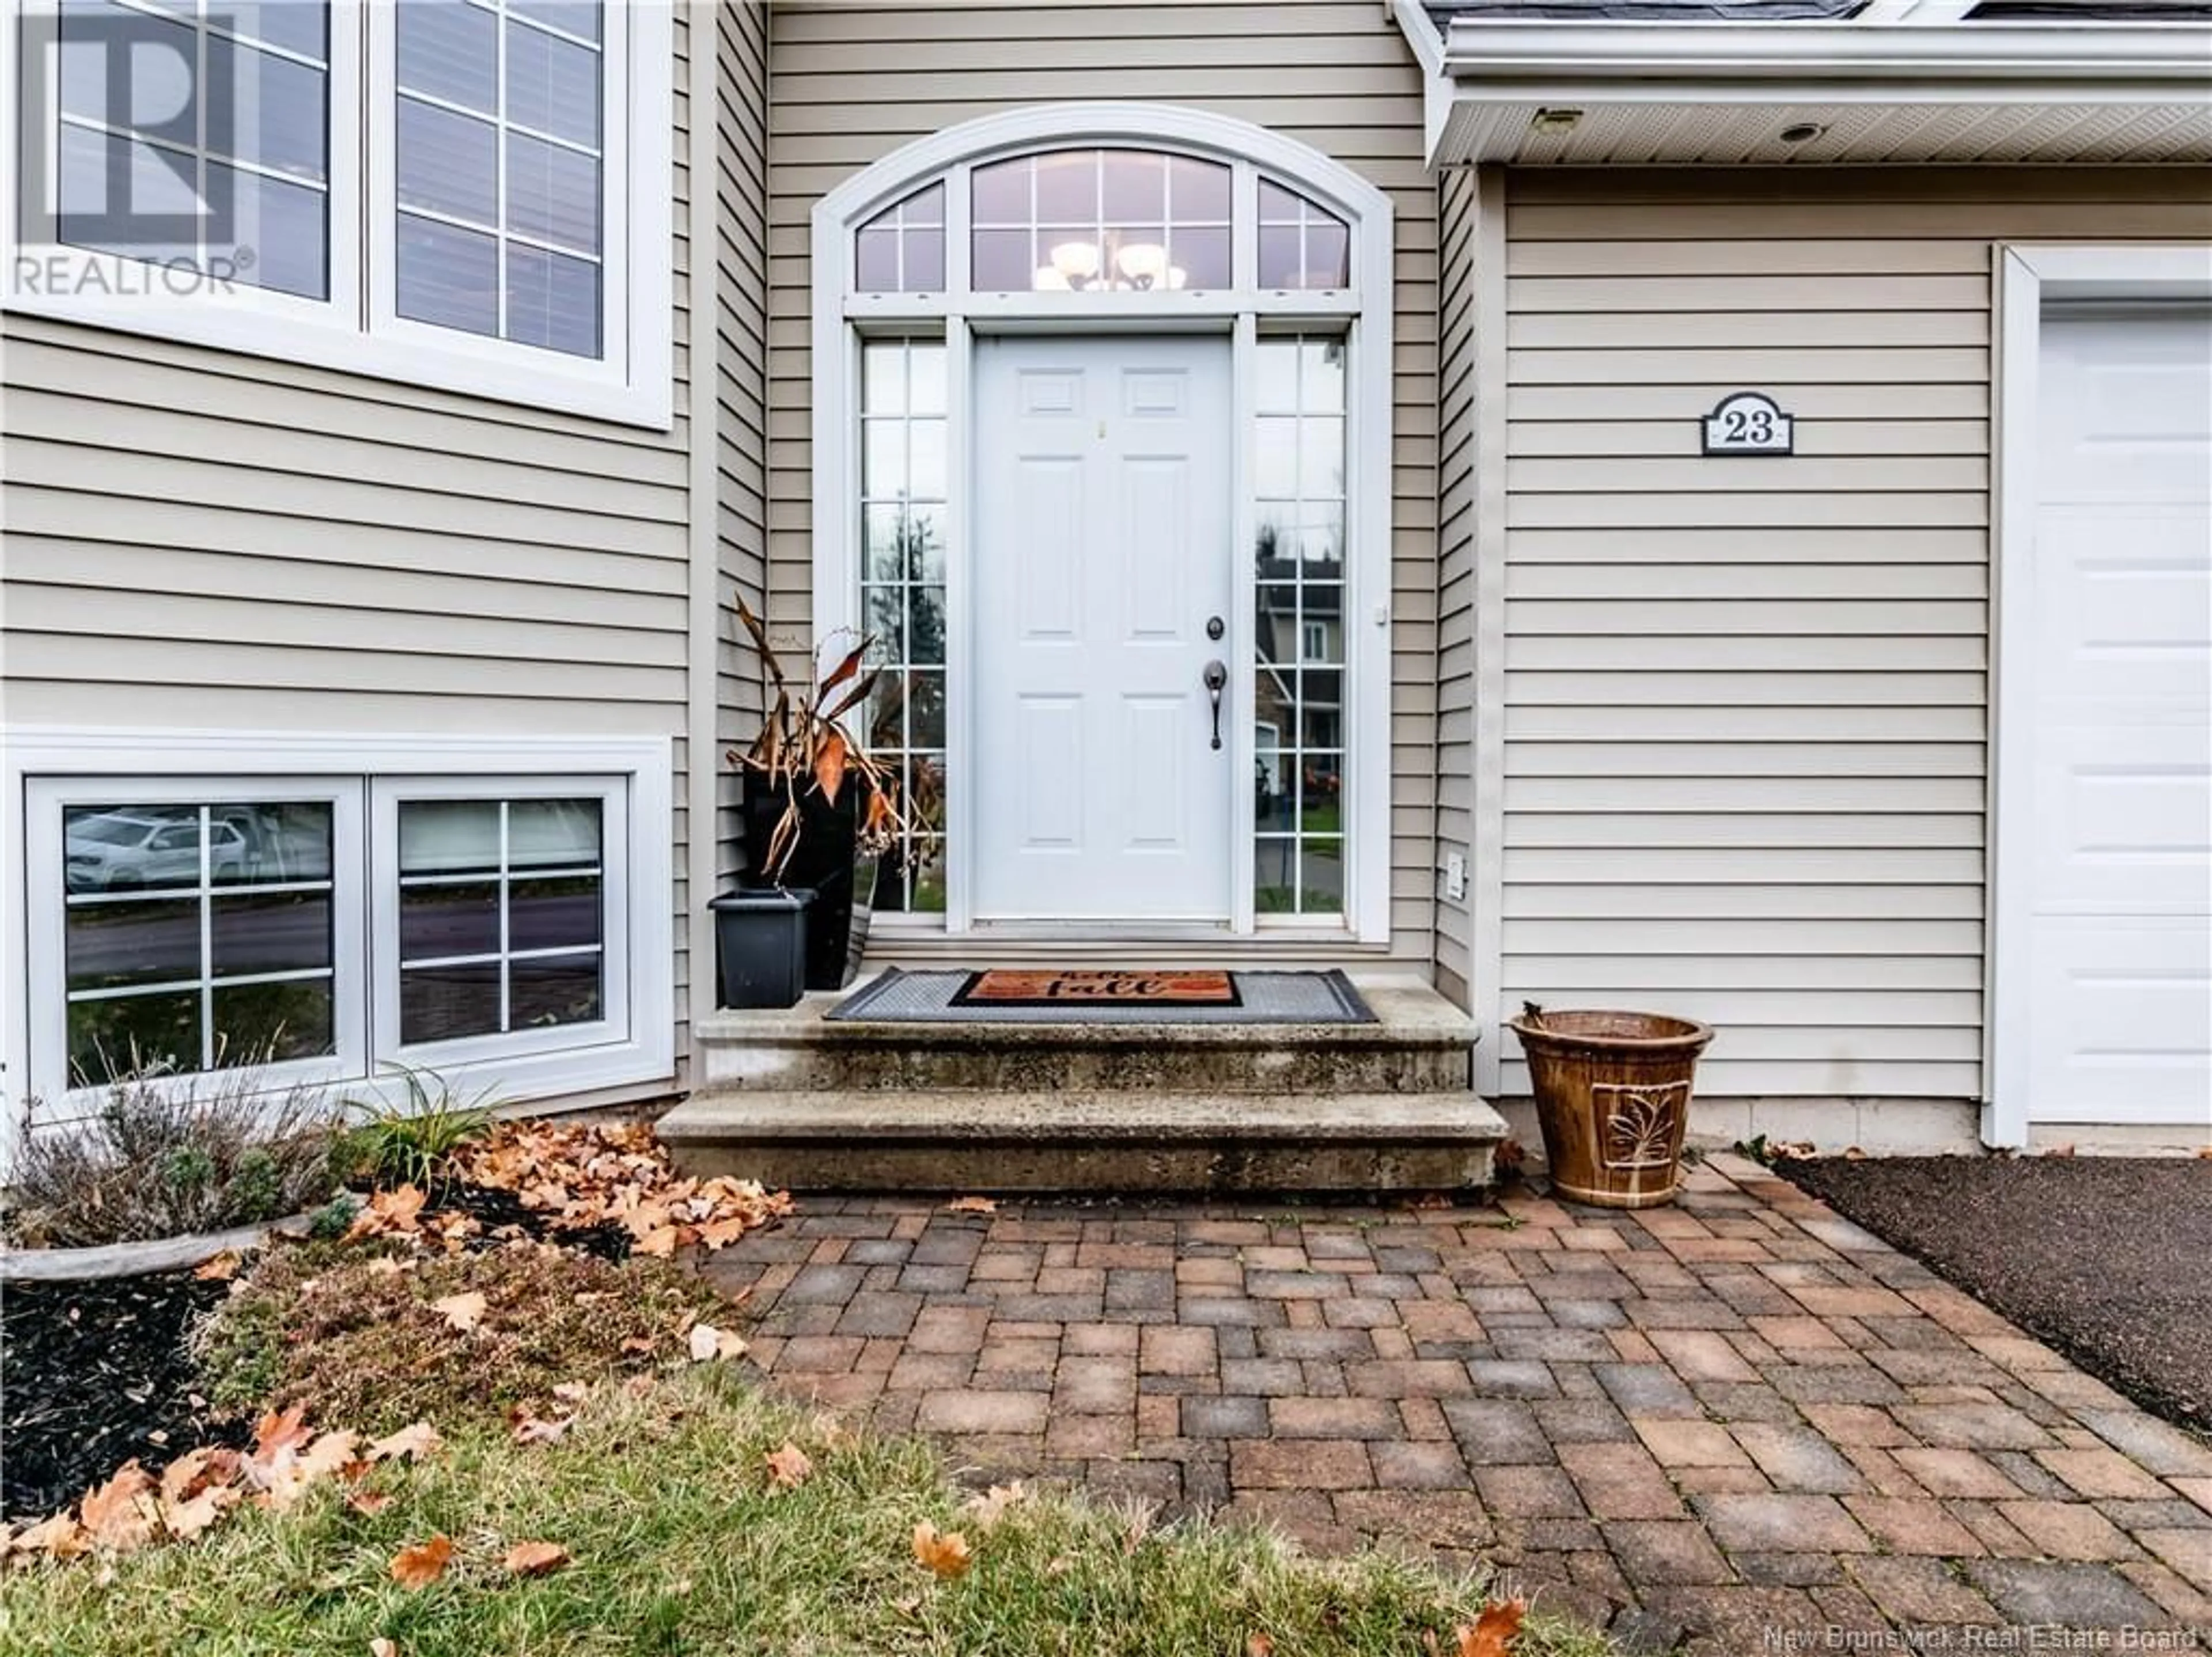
[737,774,880,991]
[709,888,812,1009]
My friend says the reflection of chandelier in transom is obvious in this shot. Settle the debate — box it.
[1035,230,1186,292]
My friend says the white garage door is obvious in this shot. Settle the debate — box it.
[2013,307,2211,1130]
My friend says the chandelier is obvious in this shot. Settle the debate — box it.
[1033,235,1188,292]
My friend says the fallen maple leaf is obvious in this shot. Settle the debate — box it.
[367,1421,444,1463]
[1455,1598,1527,1657]
[912,1520,972,1579]
[764,1442,813,1489]
[634,1224,684,1259]
[945,1196,997,1215]
[193,1250,243,1281]
[695,1216,753,1249]
[502,1539,570,1577]
[79,1462,158,1553]
[158,1487,234,1541]
[511,1409,574,1447]
[347,1489,394,1516]
[255,1403,313,1460]
[389,1535,453,1589]
[12,1511,90,1559]
[961,1481,1027,1530]
[347,1184,429,1242]
[431,1291,488,1333]
[1247,1637,1277,1657]
[687,1323,747,1363]
[370,1640,399,1657]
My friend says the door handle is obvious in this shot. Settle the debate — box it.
[1202,659,1228,751]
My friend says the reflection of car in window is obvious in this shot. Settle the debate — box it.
[64,812,246,891]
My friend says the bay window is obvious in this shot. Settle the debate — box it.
[3,0,669,424]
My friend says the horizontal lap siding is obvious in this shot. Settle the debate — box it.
[0,20,698,1069]
[718,1,772,888]
[767,0,1440,962]
[1497,165,2212,1100]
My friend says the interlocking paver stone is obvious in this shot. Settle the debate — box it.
[717,1162,2204,1637]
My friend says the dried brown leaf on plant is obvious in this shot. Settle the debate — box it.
[1453,1598,1527,1657]
[911,1521,972,1579]
[763,1442,813,1490]
[502,1540,571,1577]
[389,1535,453,1589]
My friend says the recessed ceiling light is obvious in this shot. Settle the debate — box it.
[1780,122,1829,145]
[1530,108,1584,135]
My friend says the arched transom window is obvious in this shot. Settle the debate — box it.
[852,146,1356,298]
[813,107,1392,943]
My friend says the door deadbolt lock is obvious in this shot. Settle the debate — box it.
[1205,615,1225,641]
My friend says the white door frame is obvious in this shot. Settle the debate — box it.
[809,104,1394,944]
[1986,243,2212,1148]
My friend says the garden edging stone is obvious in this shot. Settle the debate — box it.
[0,1211,317,1283]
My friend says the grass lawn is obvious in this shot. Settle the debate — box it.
[1,1366,1613,1657]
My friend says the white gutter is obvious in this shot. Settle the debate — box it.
[1440,20,2212,94]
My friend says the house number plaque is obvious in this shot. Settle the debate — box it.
[1701,391,1796,456]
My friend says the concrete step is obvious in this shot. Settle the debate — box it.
[692,975,1476,1096]
[657,1089,1510,1196]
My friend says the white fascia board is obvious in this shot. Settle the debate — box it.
[1440,20,2212,94]
[1388,0,1459,163]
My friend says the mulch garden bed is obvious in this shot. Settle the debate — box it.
[1,1182,629,1522]
[2,1269,250,1522]
[1776,1153,2212,1434]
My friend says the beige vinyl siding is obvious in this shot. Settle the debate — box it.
[0,17,697,1093]
[1495,165,2212,1100]
[767,0,1441,962]
[717,0,772,887]
[1432,167,1479,1003]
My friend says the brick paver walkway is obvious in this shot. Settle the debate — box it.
[701,1153,2212,1653]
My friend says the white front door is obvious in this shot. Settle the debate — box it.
[2015,307,2212,1129]
[972,334,1234,922]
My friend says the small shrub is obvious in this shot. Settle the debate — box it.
[4,1065,344,1248]
[194,1239,730,1432]
[335,1070,494,1191]
[305,1194,359,1241]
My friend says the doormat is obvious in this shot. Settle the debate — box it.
[953,970,1238,1008]
[826,969,1374,1025]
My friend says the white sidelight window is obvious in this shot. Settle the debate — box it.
[1,0,669,423]
[10,735,673,1122]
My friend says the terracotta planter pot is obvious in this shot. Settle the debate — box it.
[1507,1007,1714,1209]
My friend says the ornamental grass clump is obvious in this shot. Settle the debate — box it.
[3,1060,344,1248]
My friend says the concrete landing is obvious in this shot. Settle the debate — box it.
[669,973,1502,1196]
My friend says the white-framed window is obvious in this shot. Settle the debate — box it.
[9,733,674,1123]
[373,777,630,1067]
[1,0,671,425]
[32,778,367,1092]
